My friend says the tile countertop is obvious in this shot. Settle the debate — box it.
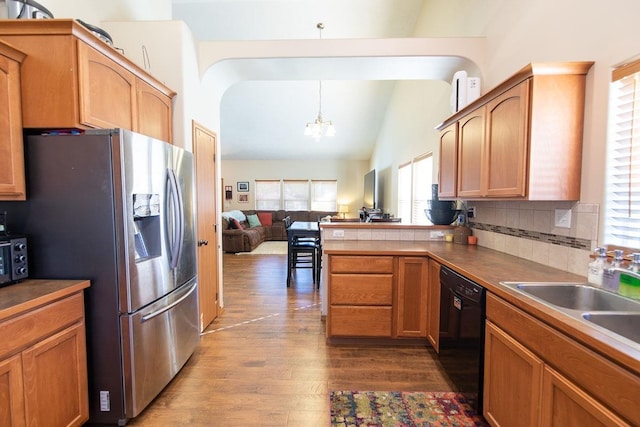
[322,240,640,376]
[0,279,91,321]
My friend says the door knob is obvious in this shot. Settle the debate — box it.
[198,239,209,246]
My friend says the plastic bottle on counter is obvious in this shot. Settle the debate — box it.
[602,249,624,292]
[587,247,608,287]
[619,253,640,299]
[453,214,471,245]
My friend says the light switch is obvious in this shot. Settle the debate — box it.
[554,209,572,228]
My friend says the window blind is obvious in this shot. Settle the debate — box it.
[310,180,337,211]
[396,154,433,224]
[255,180,280,210]
[283,180,309,211]
[398,163,411,223]
[604,59,640,248]
[412,155,433,225]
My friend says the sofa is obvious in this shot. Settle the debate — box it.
[221,210,337,253]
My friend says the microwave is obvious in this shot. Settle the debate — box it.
[0,236,28,286]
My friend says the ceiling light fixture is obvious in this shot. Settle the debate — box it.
[305,22,335,140]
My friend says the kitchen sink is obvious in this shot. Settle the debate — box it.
[582,312,640,343]
[501,281,640,345]
[515,283,640,312]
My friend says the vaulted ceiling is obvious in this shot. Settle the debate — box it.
[171,0,450,161]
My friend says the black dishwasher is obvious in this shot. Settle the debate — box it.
[438,265,486,411]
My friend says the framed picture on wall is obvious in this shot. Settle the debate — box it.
[225,185,233,200]
[237,181,249,192]
[238,194,249,203]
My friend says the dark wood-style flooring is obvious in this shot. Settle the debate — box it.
[127,252,468,426]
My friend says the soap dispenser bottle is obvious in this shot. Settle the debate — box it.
[602,249,624,291]
[587,247,608,287]
[619,253,640,299]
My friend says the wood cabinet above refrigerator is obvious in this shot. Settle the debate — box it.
[436,62,594,201]
[0,20,175,143]
[0,41,26,201]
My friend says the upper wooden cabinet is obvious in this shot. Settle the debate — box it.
[437,124,458,199]
[437,62,593,201]
[0,41,26,201]
[0,20,175,143]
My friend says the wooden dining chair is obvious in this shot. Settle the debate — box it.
[284,216,319,287]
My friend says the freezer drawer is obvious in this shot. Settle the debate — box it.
[120,277,199,418]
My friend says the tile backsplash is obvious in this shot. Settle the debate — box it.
[467,201,598,277]
[321,201,598,278]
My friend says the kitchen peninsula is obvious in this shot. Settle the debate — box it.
[320,222,640,426]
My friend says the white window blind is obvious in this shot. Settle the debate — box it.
[398,163,411,223]
[311,180,337,211]
[412,155,433,225]
[255,180,281,210]
[283,180,309,211]
[397,154,433,224]
[604,59,640,248]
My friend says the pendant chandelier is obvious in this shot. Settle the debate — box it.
[305,23,335,140]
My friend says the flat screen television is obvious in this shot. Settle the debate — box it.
[363,169,376,209]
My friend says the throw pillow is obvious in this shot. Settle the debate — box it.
[257,212,273,226]
[247,214,261,228]
[231,218,243,230]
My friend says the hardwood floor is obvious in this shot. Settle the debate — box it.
[127,253,464,426]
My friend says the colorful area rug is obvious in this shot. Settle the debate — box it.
[330,391,488,427]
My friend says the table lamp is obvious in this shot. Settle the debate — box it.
[338,204,349,219]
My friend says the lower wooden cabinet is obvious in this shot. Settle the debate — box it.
[0,291,89,427]
[327,255,431,340]
[483,320,543,427]
[541,366,628,427]
[327,255,394,338]
[395,257,428,338]
[426,259,441,352]
[484,293,636,426]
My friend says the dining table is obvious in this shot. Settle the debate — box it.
[286,221,320,287]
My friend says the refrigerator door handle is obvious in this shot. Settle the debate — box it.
[166,168,185,269]
[141,280,197,322]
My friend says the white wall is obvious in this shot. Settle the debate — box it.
[39,0,171,22]
[369,79,452,216]
[222,159,369,217]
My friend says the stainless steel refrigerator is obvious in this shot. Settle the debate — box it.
[0,129,199,425]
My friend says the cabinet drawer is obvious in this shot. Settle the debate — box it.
[329,306,392,337]
[0,292,84,359]
[330,274,392,305]
[330,256,393,274]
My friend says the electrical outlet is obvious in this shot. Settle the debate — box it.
[554,209,572,228]
[467,206,476,219]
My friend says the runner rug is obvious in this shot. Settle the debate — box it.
[330,391,488,427]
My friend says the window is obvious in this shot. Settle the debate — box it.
[311,180,337,211]
[255,179,338,210]
[397,154,433,224]
[398,162,412,223]
[255,180,280,210]
[283,180,308,210]
[604,58,640,249]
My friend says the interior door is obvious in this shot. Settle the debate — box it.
[193,121,220,331]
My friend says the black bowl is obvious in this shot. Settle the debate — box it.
[427,200,457,210]
[425,208,462,225]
